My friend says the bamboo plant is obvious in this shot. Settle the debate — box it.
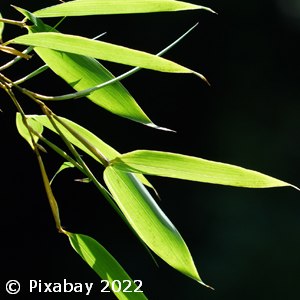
[0,1,297,299]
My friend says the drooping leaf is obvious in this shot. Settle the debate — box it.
[34,0,215,17]
[12,32,203,76]
[50,161,75,185]
[68,232,148,299]
[28,114,155,191]
[16,112,43,149]
[103,166,211,287]
[13,8,160,128]
[110,150,293,188]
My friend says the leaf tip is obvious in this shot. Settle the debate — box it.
[193,71,211,86]
[146,122,176,133]
[199,280,215,290]
[291,184,300,191]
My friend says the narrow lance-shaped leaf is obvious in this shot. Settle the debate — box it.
[16,112,43,149]
[13,7,161,128]
[11,32,203,76]
[0,12,4,42]
[28,114,156,191]
[110,150,294,188]
[34,0,215,17]
[104,166,211,287]
[50,161,75,185]
[67,232,148,300]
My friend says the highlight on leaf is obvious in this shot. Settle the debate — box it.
[110,150,293,189]
[104,166,211,288]
[33,0,216,18]
[11,32,205,77]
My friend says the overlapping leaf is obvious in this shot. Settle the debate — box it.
[110,150,292,188]
[34,0,215,17]
[68,232,148,299]
[16,113,43,149]
[13,8,160,127]
[103,167,210,287]
[12,32,203,76]
[28,114,154,190]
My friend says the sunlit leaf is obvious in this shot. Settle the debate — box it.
[12,32,203,76]
[28,114,155,191]
[68,232,148,299]
[110,150,293,188]
[103,166,211,287]
[34,0,215,17]
[0,12,4,42]
[13,7,160,127]
[16,112,43,149]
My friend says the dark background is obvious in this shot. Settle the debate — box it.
[1,0,299,299]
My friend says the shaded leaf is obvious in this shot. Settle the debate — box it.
[110,150,292,188]
[16,112,43,149]
[103,166,211,287]
[68,232,148,299]
[34,0,215,17]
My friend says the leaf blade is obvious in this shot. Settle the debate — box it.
[29,115,155,191]
[68,232,148,300]
[110,150,292,188]
[34,0,215,17]
[16,112,43,149]
[12,32,200,75]
[14,9,158,127]
[103,167,210,286]
[50,161,75,185]
[0,12,4,42]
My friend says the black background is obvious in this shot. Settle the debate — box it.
[1,0,300,299]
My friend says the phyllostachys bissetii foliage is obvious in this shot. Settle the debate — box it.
[0,1,298,299]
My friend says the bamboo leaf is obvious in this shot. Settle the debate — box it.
[12,32,203,76]
[0,12,4,42]
[110,150,293,188]
[34,0,215,17]
[13,8,160,128]
[103,166,211,287]
[67,232,148,299]
[16,112,43,149]
[50,161,75,185]
[28,115,155,191]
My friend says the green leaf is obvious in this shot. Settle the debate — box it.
[50,161,75,185]
[110,150,293,188]
[16,112,43,149]
[28,115,155,191]
[13,8,159,128]
[103,167,211,287]
[68,232,148,299]
[12,32,202,76]
[34,0,215,17]
[0,12,4,42]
